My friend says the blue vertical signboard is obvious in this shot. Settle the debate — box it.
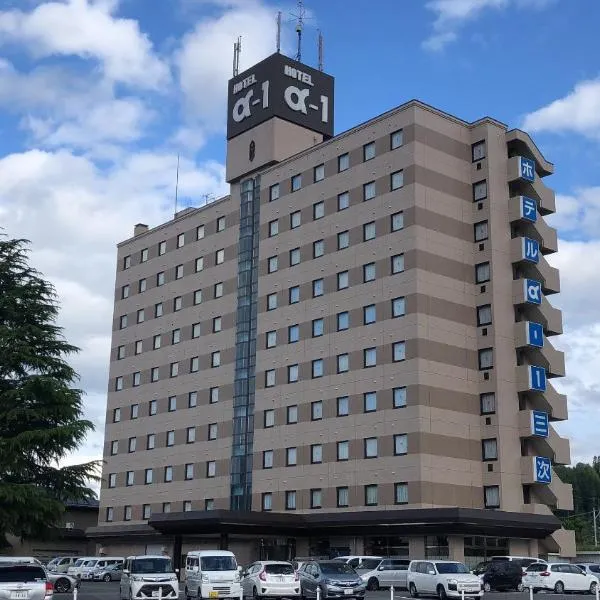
[534,456,552,484]
[529,365,547,392]
[524,279,542,305]
[531,411,549,438]
[522,238,540,263]
[526,322,544,348]
[521,196,537,222]
[519,157,536,182]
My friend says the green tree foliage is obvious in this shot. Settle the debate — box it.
[0,236,99,542]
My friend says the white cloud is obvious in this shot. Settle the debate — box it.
[547,188,600,239]
[522,79,600,137]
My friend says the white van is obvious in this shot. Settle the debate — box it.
[184,550,242,600]
[120,555,179,600]
[82,557,124,580]
[67,557,95,578]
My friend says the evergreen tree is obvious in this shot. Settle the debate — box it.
[0,236,98,542]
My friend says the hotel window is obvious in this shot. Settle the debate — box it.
[312,318,324,337]
[474,220,489,242]
[364,347,377,368]
[164,466,173,482]
[262,493,272,511]
[267,292,278,310]
[338,153,349,172]
[480,392,496,414]
[117,345,125,360]
[128,437,136,453]
[145,468,153,485]
[472,140,486,162]
[391,129,404,149]
[313,201,325,220]
[131,404,139,419]
[216,216,225,231]
[364,391,377,413]
[337,441,349,461]
[337,396,349,416]
[173,296,182,311]
[478,348,494,370]
[213,316,222,332]
[391,170,404,190]
[311,489,322,509]
[395,482,409,505]
[211,351,221,367]
[141,248,148,263]
[190,356,199,373]
[482,438,498,461]
[289,286,300,304]
[168,396,177,412]
[286,325,299,345]
[132,372,141,387]
[473,180,488,201]
[392,254,405,274]
[110,440,118,455]
[214,282,224,297]
[363,221,376,241]
[290,247,300,266]
[184,501,192,512]
[266,330,277,348]
[119,315,127,329]
[185,463,194,480]
[151,367,159,382]
[123,255,131,269]
[147,433,156,449]
[208,423,217,440]
[157,271,165,286]
[268,256,278,273]
[392,297,406,318]
[364,437,378,458]
[115,377,123,391]
[313,240,324,258]
[394,433,408,455]
[155,303,163,318]
[365,484,378,506]
[166,430,175,446]
[337,311,349,331]
[121,284,130,299]
[393,341,406,362]
[210,387,219,403]
[197,224,205,239]
[135,340,142,355]
[311,400,323,421]
[137,309,145,323]
[143,505,151,519]
[215,249,225,264]
[484,485,500,508]
[287,405,298,424]
[313,278,324,297]
[338,191,349,211]
[188,391,197,408]
[286,447,297,466]
[363,262,376,282]
[290,210,301,229]
[337,231,349,250]
[475,262,490,283]
[337,353,349,373]
[391,211,404,231]
[263,450,273,469]
[314,164,325,182]
[113,408,121,422]
[159,241,166,255]
[108,473,116,488]
[124,506,132,521]
[149,399,157,415]
[162,502,171,513]
[172,329,181,344]
[394,387,407,408]
[363,141,376,161]
[291,173,302,192]
[477,304,492,326]
[270,183,280,202]
[337,270,349,290]
[170,362,179,377]
[363,181,376,201]
[337,487,349,508]
[206,461,216,478]
[268,219,279,237]
[265,369,276,388]
[264,409,275,428]
[177,233,185,248]
[285,491,297,510]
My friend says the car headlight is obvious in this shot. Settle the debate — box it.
[202,574,209,583]
[447,579,458,585]
[234,573,241,583]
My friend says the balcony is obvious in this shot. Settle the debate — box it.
[511,238,560,294]
[509,196,558,254]
[506,130,554,177]
[518,412,571,465]
[521,458,573,510]
[514,322,565,377]
[516,366,568,421]
[544,528,577,558]
[512,280,563,335]
[507,156,556,215]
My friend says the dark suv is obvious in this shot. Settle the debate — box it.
[482,561,523,592]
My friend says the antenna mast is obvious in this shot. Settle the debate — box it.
[276,11,282,53]
[292,0,306,62]
[318,29,323,71]
[173,153,180,217]
[232,36,241,76]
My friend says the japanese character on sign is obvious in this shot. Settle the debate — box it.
[529,365,547,392]
[534,456,552,484]
[523,237,540,263]
[527,322,544,348]
[520,157,536,182]
[521,196,537,222]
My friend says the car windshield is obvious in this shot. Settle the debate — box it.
[265,564,294,575]
[86,561,98,568]
[436,563,468,574]
[131,558,173,574]
[74,560,85,567]
[200,557,237,571]
[0,566,46,583]
[321,563,355,575]
[356,559,384,571]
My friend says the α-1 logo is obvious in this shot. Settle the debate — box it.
[534,456,552,484]
[519,156,536,182]
[232,80,270,123]
[283,85,329,124]
[524,279,542,305]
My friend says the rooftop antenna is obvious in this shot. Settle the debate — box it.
[318,29,323,71]
[290,0,306,62]
[173,153,180,217]
[232,36,241,76]
[201,193,215,206]
[276,11,282,53]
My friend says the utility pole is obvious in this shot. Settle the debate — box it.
[594,506,598,547]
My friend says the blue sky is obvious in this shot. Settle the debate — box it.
[0,0,599,468]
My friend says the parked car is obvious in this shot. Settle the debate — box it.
[575,563,600,578]
[481,561,523,592]
[47,572,79,594]
[470,562,490,577]
[298,560,366,599]
[66,558,94,579]
[356,558,410,591]
[184,550,242,600]
[46,558,78,575]
[490,556,538,572]
[333,558,383,571]
[93,563,123,582]
[241,561,300,598]
[406,560,483,599]
[120,556,179,600]
[0,563,53,600]
[522,562,599,594]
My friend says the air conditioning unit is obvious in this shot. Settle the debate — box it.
[65,522,75,530]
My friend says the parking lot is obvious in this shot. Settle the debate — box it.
[61,582,594,600]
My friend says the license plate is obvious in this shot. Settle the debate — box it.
[209,592,219,598]
[11,593,28,600]
[151,593,159,598]
[344,590,353,595]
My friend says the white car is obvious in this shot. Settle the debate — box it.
[523,562,599,594]
[241,561,300,598]
[407,560,483,599]
[120,555,179,600]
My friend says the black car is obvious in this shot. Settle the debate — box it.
[298,560,366,599]
[482,561,523,592]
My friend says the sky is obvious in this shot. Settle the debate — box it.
[1,0,599,472]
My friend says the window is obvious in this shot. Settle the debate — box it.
[311,400,323,420]
[121,284,130,299]
[480,392,496,414]
[265,369,276,387]
[477,305,492,326]
[337,231,349,250]
[337,353,349,373]
[135,340,142,355]
[394,387,407,408]
[263,450,273,468]
[364,391,377,412]
[473,180,488,201]
[177,233,185,248]
[391,211,404,231]
[166,430,175,446]
[162,502,171,513]
[287,405,298,424]
[363,181,376,201]
[337,396,349,416]
[363,142,376,161]
[175,264,184,280]
[395,482,408,505]
[310,489,322,509]
[288,324,299,343]
[147,434,156,450]
[157,271,165,286]
[155,303,163,318]
[213,316,222,332]
[313,240,324,258]
[484,485,500,508]
[482,438,498,461]
[110,440,118,455]
[474,220,489,242]
[289,247,300,266]
[151,367,159,382]
[270,183,280,202]
[190,356,199,372]
[137,308,145,323]
[214,282,223,298]
[145,468,153,485]
[211,351,221,367]
[392,297,406,318]
[337,441,349,461]
[117,345,125,360]
[472,140,486,162]
[128,437,136,453]
[391,170,404,190]
[192,323,201,338]
[164,466,173,482]
[338,191,349,211]
[314,164,325,182]
[290,210,301,229]
[286,447,297,466]
[337,270,349,290]
[132,372,141,387]
[159,241,166,255]
[338,153,349,172]
[365,484,378,506]
[268,256,278,273]
[214,249,225,265]
[108,473,116,488]
[479,348,494,370]
[153,333,162,350]
[188,391,197,408]
[364,437,378,458]
[475,262,490,283]
[208,423,217,440]
[363,262,376,282]
[173,296,182,311]
[267,292,278,310]
[364,347,377,367]
[216,216,225,231]
[266,330,277,348]
[337,486,349,507]
[168,396,177,412]
[393,341,406,362]
[113,408,121,422]
[312,318,324,337]
[337,312,349,331]
[312,278,324,297]
[123,255,131,269]
[391,129,404,149]
[207,461,216,477]
[262,492,272,511]
[285,491,297,510]
[184,501,192,512]
[171,329,181,345]
[185,463,194,480]
[124,505,132,521]
[269,219,279,237]
[149,399,157,415]
[313,201,325,220]
[131,404,139,419]
[210,387,219,403]
[291,174,302,192]
[197,224,205,239]
[141,248,148,263]
[119,315,127,329]
[264,409,275,428]
[170,362,179,377]
[392,254,405,274]
[363,221,376,241]
[143,504,152,519]
[394,433,408,455]
[289,286,300,304]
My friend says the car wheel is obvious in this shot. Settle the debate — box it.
[103,574,112,583]
[554,581,564,594]
[54,578,71,593]
[437,585,447,600]
[517,583,524,592]
[590,581,598,595]
[185,587,191,600]
[253,587,260,600]
[409,583,419,598]
[483,583,491,593]
[367,578,379,592]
